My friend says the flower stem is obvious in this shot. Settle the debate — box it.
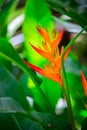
[61,25,87,130]
[61,63,75,130]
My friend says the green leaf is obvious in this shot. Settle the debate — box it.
[41,78,62,110]
[81,117,87,130]
[0,37,41,87]
[0,97,24,113]
[31,78,62,112]
[0,113,19,130]
[19,118,45,130]
[0,97,44,124]
[20,111,71,130]
[0,97,72,130]
[0,97,44,130]
[0,64,30,110]
[0,38,58,117]
[23,0,54,66]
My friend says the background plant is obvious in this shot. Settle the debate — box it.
[0,0,87,130]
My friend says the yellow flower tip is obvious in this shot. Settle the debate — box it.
[24,60,62,86]
[80,71,87,96]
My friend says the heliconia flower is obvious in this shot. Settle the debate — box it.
[25,27,71,86]
[80,71,87,96]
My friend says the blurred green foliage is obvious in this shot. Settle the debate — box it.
[0,0,87,130]
[46,0,87,30]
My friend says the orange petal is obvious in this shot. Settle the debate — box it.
[37,26,50,43]
[51,28,64,51]
[25,61,62,86]
[44,71,62,86]
[64,46,72,61]
[80,71,87,96]
[61,46,64,54]
[30,44,54,61]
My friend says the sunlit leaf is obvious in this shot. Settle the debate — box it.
[23,0,54,66]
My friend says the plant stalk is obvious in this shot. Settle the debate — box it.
[61,25,87,130]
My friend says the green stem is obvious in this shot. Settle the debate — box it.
[61,25,87,130]
[63,25,87,54]
[61,63,75,130]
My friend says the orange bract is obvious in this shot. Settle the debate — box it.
[24,61,62,86]
[80,71,87,96]
[25,26,71,86]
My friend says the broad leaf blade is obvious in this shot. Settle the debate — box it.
[0,64,30,110]
[23,0,54,66]
[0,97,24,113]
[0,38,41,87]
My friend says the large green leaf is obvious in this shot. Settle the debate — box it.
[23,0,54,66]
[0,97,45,129]
[0,97,24,113]
[0,64,30,110]
[0,38,41,87]
[46,0,87,30]
[0,97,44,130]
[0,97,71,130]
[19,118,45,130]
[0,114,19,130]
